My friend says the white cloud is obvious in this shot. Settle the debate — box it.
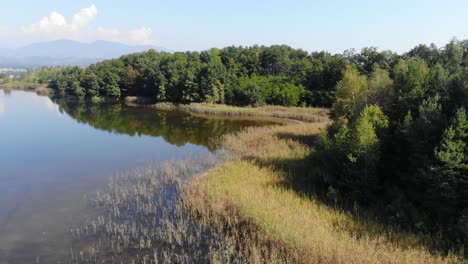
[128,27,155,45]
[20,5,158,46]
[95,27,120,41]
[71,5,98,30]
[96,26,157,45]
[22,5,97,39]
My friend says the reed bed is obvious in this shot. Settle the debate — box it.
[153,103,330,123]
[68,108,465,263]
[67,156,222,263]
[0,82,49,95]
[67,155,296,263]
[187,122,466,264]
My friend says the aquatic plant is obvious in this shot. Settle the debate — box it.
[67,154,283,263]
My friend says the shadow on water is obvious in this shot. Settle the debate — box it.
[55,98,279,151]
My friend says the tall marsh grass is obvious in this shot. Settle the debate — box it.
[67,156,228,263]
[154,103,330,123]
[187,122,466,264]
[68,155,294,263]
[0,82,49,95]
[68,110,465,263]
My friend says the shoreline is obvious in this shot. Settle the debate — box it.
[0,82,50,96]
[183,120,465,263]
[2,87,465,262]
[0,87,328,124]
[152,102,330,123]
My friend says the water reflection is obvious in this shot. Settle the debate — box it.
[55,99,276,151]
[0,90,275,263]
[25,91,62,115]
[0,90,5,116]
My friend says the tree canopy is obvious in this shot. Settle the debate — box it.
[43,45,347,107]
[312,38,468,250]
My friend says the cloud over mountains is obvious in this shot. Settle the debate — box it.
[20,5,158,46]
[22,5,98,36]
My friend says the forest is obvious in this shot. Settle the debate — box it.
[312,39,468,250]
[35,45,348,107]
[39,39,468,249]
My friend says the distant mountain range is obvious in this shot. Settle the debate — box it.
[0,39,172,68]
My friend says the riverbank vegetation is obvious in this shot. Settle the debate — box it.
[67,114,465,263]
[16,38,468,262]
[0,68,50,95]
[0,81,48,95]
[68,157,246,263]
[154,103,329,123]
[186,121,464,263]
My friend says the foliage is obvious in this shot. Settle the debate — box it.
[332,65,368,120]
[38,38,468,252]
[313,38,468,252]
[45,46,347,107]
[189,121,462,263]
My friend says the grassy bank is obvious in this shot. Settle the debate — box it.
[0,82,49,95]
[153,102,330,123]
[185,121,465,263]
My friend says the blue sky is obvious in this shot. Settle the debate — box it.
[0,0,467,53]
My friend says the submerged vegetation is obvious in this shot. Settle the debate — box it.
[68,156,305,263]
[68,156,229,263]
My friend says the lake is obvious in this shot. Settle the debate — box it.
[0,89,275,263]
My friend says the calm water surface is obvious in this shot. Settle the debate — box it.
[0,89,274,263]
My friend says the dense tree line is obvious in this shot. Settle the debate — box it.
[41,45,348,107]
[313,39,468,250]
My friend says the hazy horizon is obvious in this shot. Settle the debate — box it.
[1,37,467,56]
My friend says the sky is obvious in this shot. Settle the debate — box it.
[0,0,467,54]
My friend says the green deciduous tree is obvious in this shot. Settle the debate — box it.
[393,58,430,115]
[332,65,368,120]
[367,67,395,113]
[316,105,388,203]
